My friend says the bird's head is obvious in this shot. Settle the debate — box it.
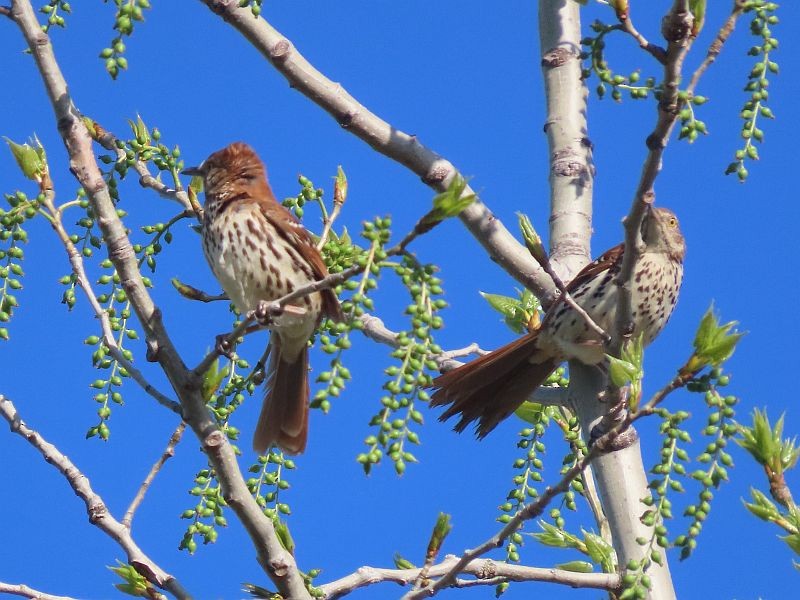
[183,142,269,201]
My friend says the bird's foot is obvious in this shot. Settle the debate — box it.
[254,300,283,326]
[215,334,236,359]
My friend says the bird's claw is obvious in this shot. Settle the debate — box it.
[215,334,236,359]
[254,300,282,325]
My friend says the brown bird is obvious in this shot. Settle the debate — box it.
[431,206,685,438]
[184,142,343,455]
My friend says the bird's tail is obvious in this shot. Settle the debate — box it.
[253,337,309,455]
[430,331,557,438]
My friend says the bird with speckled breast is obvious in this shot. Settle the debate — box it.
[184,142,343,455]
[430,206,684,438]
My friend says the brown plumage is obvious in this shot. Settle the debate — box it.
[184,142,343,454]
[431,206,685,438]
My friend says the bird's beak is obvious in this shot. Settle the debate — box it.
[181,165,203,177]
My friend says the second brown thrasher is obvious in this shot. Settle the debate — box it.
[431,206,685,438]
[184,142,343,455]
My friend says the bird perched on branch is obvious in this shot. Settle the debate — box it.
[184,142,343,455]
[430,206,685,438]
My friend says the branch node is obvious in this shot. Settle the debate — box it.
[421,164,449,186]
[204,430,226,450]
[477,560,497,579]
[541,46,573,68]
[145,338,160,362]
[270,39,291,62]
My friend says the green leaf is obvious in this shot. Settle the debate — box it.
[689,0,706,36]
[515,401,545,425]
[742,487,779,522]
[274,520,295,555]
[108,560,150,597]
[687,304,744,372]
[480,292,521,320]
[607,355,637,388]
[416,175,475,232]
[4,136,46,181]
[531,521,582,549]
[393,552,417,570]
[518,213,548,265]
[782,533,800,556]
[334,165,348,205]
[128,114,150,145]
[737,408,800,473]
[555,560,594,573]
[426,512,452,557]
[202,357,230,402]
[189,175,204,195]
[583,530,615,573]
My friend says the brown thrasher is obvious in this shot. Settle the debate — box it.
[184,142,343,455]
[431,206,685,438]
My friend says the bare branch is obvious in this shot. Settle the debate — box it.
[123,422,186,529]
[0,395,190,599]
[316,169,346,250]
[320,555,619,599]
[523,226,610,343]
[618,18,667,64]
[686,1,747,95]
[0,5,12,19]
[0,581,76,600]
[198,0,556,306]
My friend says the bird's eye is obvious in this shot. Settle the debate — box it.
[668,217,677,228]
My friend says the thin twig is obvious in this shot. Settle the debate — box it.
[91,121,197,216]
[37,173,181,414]
[537,249,611,343]
[0,395,191,599]
[316,170,346,250]
[0,581,76,600]
[319,555,618,599]
[686,0,746,95]
[0,5,12,19]
[613,3,695,355]
[123,422,186,529]
[618,18,667,64]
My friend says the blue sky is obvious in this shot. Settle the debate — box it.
[1,2,798,599]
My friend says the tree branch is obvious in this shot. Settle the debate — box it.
[10,2,311,596]
[198,0,557,306]
[0,395,190,599]
[538,1,594,281]
[618,17,667,64]
[613,3,695,355]
[0,582,75,600]
[123,421,186,529]
[320,555,618,599]
[686,0,746,95]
